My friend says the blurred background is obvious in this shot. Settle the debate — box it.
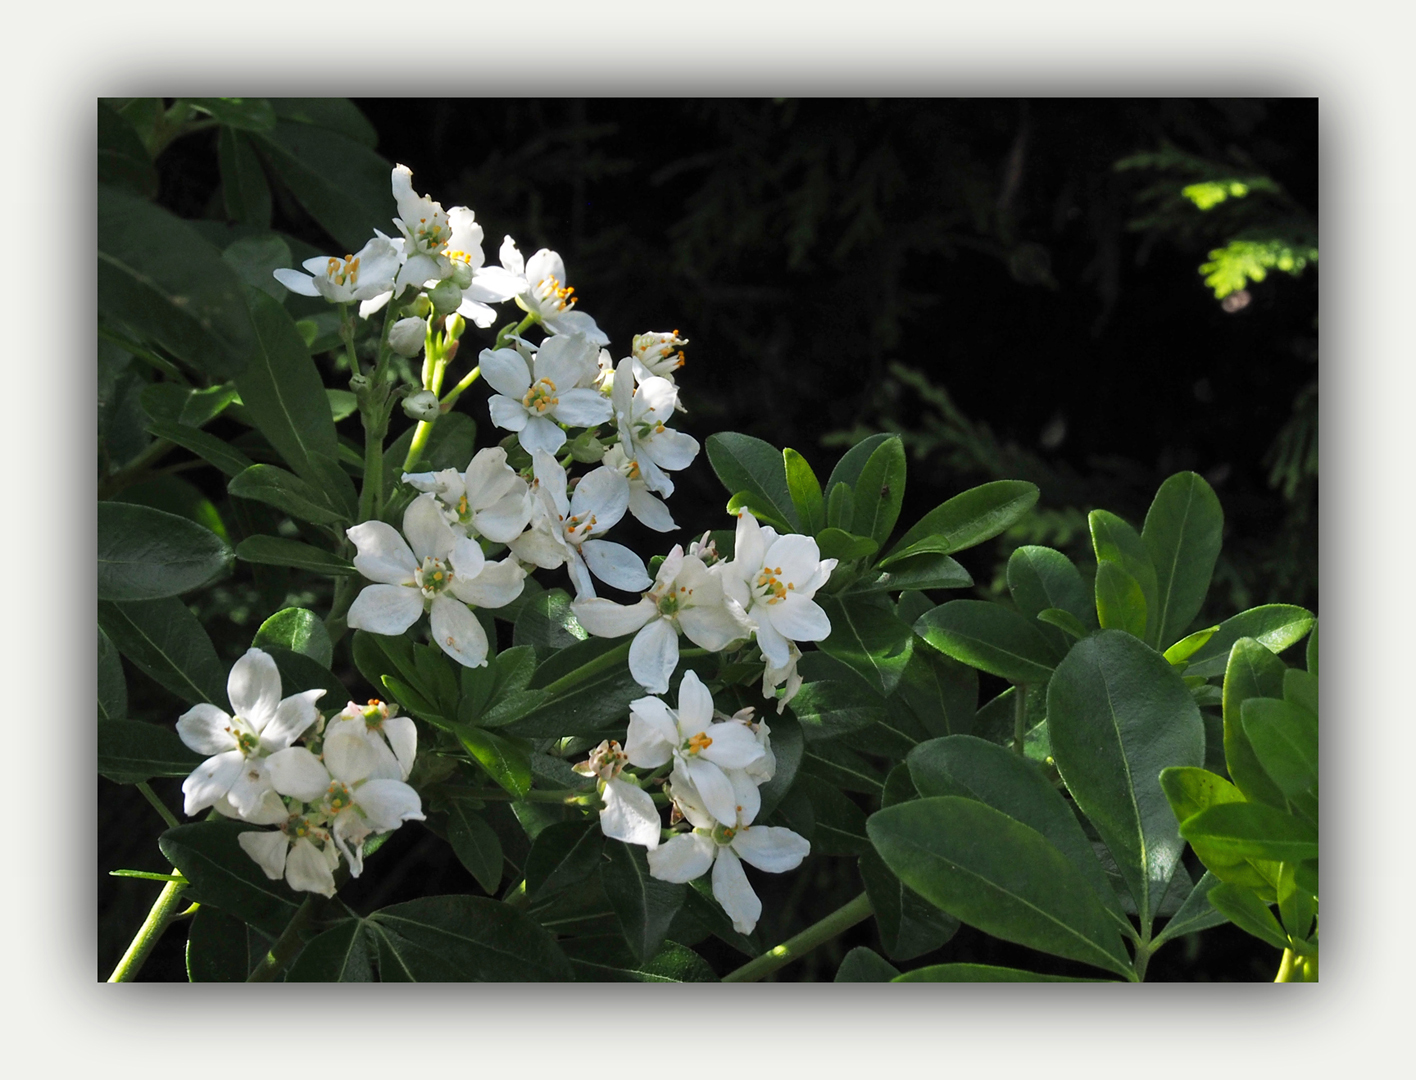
[101,98,1317,981]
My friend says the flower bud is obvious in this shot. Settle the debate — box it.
[448,261,473,289]
[429,279,462,316]
[567,430,607,464]
[444,313,466,341]
[402,389,441,421]
[412,293,433,318]
[388,317,427,358]
[348,373,370,393]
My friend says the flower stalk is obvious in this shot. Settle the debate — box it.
[720,890,874,983]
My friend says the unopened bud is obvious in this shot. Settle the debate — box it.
[388,317,427,358]
[444,313,466,341]
[567,430,607,464]
[429,279,462,316]
[412,293,433,318]
[402,390,441,421]
[448,261,473,289]
[348,373,370,393]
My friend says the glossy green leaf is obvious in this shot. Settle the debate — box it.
[1180,802,1319,863]
[1306,619,1319,678]
[1184,605,1315,679]
[602,840,687,963]
[1038,608,1089,640]
[1284,668,1319,716]
[512,588,588,656]
[507,642,641,740]
[1156,767,1274,890]
[914,600,1060,684]
[271,98,378,145]
[1089,509,1158,635]
[285,918,374,982]
[1046,630,1204,929]
[160,822,301,936]
[851,436,907,547]
[724,490,792,532]
[880,480,1039,567]
[706,432,800,531]
[801,743,884,794]
[1094,559,1148,639]
[98,719,203,784]
[897,643,977,738]
[218,127,272,228]
[854,553,973,595]
[446,802,504,895]
[825,433,893,497]
[826,482,854,532]
[561,935,717,983]
[524,820,604,902]
[146,419,255,478]
[867,797,1134,978]
[189,97,277,132]
[1142,472,1224,648]
[893,964,1107,982]
[1222,638,1291,808]
[835,946,901,982]
[98,597,226,706]
[1242,697,1318,801]
[97,185,257,378]
[228,464,347,526]
[1151,871,1229,947]
[908,735,1121,916]
[459,727,532,797]
[255,121,393,252]
[858,848,959,962]
[798,775,869,855]
[185,905,250,982]
[1165,625,1219,665]
[815,528,879,562]
[1007,545,1093,626]
[253,607,332,667]
[98,500,233,601]
[98,102,158,197]
[783,447,825,536]
[98,627,128,721]
[789,679,887,742]
[816,595,914,696]
[366,895,572,981]
[235,535,357,576]
[1207,883,1289,950]
[1277,861,1317,942]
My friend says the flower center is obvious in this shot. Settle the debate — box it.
[416,556,454,598]
[710,822,737,845]
[324,781,354,814]
[534,275,576,312]
[284,813,312,839]
[753,566,791,606]
[685,732,714,755]
[228,718,260,757]
[411,210,450,253]
[563,512,598,543]
[522,377,560,414]
[454,493,472,523]
[325,254,360,287]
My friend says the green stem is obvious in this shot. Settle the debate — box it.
[541,641,632,696]
[136,781,181,831]
[339,303,362,375]
[247,895,326,982]
[1274,947,1318,982]
[494,313,537,350]
[107,875,189,982]
[1012,683,1028,755]
[720,890,874,983]
[99,438,175,499]
[439,364,481,410]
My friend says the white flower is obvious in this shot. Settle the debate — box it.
[647,772,809,935]
[720,511,838,669]
[610,358,699,498]
[324,699,418,782]
[726,706,777,784]
[402,446,532,545]
[573,740,662,850]
[176,648,325,818]
[265,730,425,877]
[388,316,428,357]
[499,237,609,344]
[572,545,752,694]
[272,234,401,304]
[601,444,675,532]
[402,389,440,421]
[508,451,650,597]
[481,333,614,456]
[761,641,804,715]
[624,670,765,825]
[630,330,688,383]
[237,802,342,898]
[346,495,526,668]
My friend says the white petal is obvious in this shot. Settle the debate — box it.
[699,722,766,771]
[358,291,393,319]
[552,387,614,427]
[182,750,244,815]
[227,648,282,725]
[272,268,320,296]
[569,467,629,532]
[429,595,490,668]
[769,595,832,643]
[624,697,677,767]
[644,428,699,472]
[354,778,426,831]
[729,768,762,826]
[581,540,651,592]
[646,832,715,883]
[498,235,524,277]
[489,394,530,433]
[479,347,532,399]
[225,758,277,819]
[545,309,608,345]
[259,689,326,752]
[627,487,676,532]
[403,494,457,562]
[628,618,680,695]
[565,549,597,599]
[676,670,715,734]
[383,716,418,780]
[679,756,739,826]
[347,584,424,636]
[451,557,526,609]
[449,536,486,581]
[571,596,655,638]
[323,730,380,785]
[599,779,662,849]
[285,837,338,897]
[519,415,567,456]
[711,848,762,934]
[265,746,331,802]
[239,787,291,826]
[678,602,753,652]
[347,520,417,584]
[764,534,828,589]
[753,610,791,669]
[333,809,372,877]
[472,492,533,544]
[731,825,811,874]
[238,829,289,881]
[175,704,237,756]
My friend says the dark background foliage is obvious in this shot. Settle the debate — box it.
[101,98,1316,981]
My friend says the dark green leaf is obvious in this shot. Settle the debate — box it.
[894,964,1108,982]
[218,127,272,229]
[1142,472,1224,649]
[825,433,893,499]
[815,527,879,562]
[285,918,374,981]
[235,535,356,576]
[834,946,901,982]
[263,647,347,709]
[222,236,290,301]
[526,821,604,901]
[1284,668,1319,716]
[858,848,959,961]
[1094,559,1148,639]
[1038,608,1089,640]
[867,797,1134,978]
[366,894,573,981]
[706,431,801,531]
[160,822,301,936]
[507,643,640,740]
[98,719,203,784]
[1242,697,1318,800]
[601,840,686,963]
[98,501,232,601]
[98,102,158,197]
[816,594,914,696]
[384,413,478,505]
[852,552,971,593]
[1046,630,1204,929]
[826,482,854,532]
[851,436,907,548]
[897,643,977,738]
[1306,619,1319,678]
[783,447,825,536]
[561,935,717,983]
[185,905,250,982]
[253,607,332,667]
[880,480,1039,566]
[97,185,257,377]
[270,98,378,145]
[256,121,392,252]
[1007,545,1093,625]
[801,743,885,794]
[445,803,504,895]
[1222,638,1291,808]
[1152,871,1229,946]
[1089,509,1158,637]
[797,775,868,855]
[189,97,276,132]
[459,727,533,797]
[914,600,1060,684]
[512,588,588,656]
[683,877,761,957]
[1184,605,1315,679]
[1277,861,1317,941]
[755,711,803,819]
[98,598,226,706]
[1180,802,1318,863]
[146,419,255,478]
[228,464,347,526]
[1207,883,1289,950]
[789,680,888,742]
[98,626,128,721]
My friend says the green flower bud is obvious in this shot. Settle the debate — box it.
[429,279,462,316]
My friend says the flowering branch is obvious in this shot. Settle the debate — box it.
[720,891,875,983]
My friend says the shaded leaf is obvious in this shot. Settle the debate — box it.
[98,626,128,722]
[817,594,914,696]
[185,905,250,982]
[98,501,233,601]
[1142,471,1224,649]
[253,607,332,667]
[366,894,572,981]
[235,535,357,576]
[561,935,717,983]
[601,840,686,963]
[881,480,1039,566]
[99,719,203,784]
[159,822,301,936]
[285,918,374,982]
[445,803,504,895]
[851,435,907,547]
[706,431,800,531]
[98,597,226,706]
[835,946,901,982]
[914,600,1060,684]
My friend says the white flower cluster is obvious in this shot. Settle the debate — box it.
[175,649,424,897]
[576,670,809,935]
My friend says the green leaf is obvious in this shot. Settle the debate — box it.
[1180,802,1319,864]
[893,964,1107,982]
[97,185,257,378]
[1221,638,1291,808]
[897,644,977,738]
[1164,625,1219,665]
[98,627,128,721]
[98,719,203,784]
[160,822,301,936]
[1284,667,1319,716]
[222,236,291,301]
[1089,509,1158,638]
[185,906,250,982]
[1207,883,1289,950]
[228,464,348,526]
[1151,871,1229,947]
[684,877,762,957]
[783,447,825,536]
[384,412,478,506]
[285,918,374,982]
[1046,630,1204,929]
[218,127,272,229]
[235,535,357,576]
[459,727,533,797]
[253,607,332,667]
[1157,766,1274,890]
[826,482,854,532]
[705,432,801,531]
[852,552,972,594]
[851,436,907,548]
[825,433,894,500]
[880,480,1039,567]
[146,419,255,478]
[525,821,604,902]
[913,600,1060,684]
[1038,608,1089,640]
[98,499,233,602]
[98,102,158,198]
[1183,605,1315,679]
[1306,619,1319,677]
[1277,861,1317,941]
[834,947,901,982]
[366,895,573,981]
[908,735,1121,917]
[189,97,276,132]
[858,848,959,962]
[815,527,879,562]
[512,588,588,656]
[505,641,640,740]
[802,743,885,794]
[270,98,377,145]
[255,121,393,253]
[797,775,869,855]
[1242,697,1318,801]
[98,597,226,706]
[789,680,888,742]
[754,711,803,819]
[1007,545,1094,626]
[601,840,687,963]
[445,803,505,895]
[867,797,1135,978]
[1094,559,1148,639]
[816,595,915,696]
[561,935,717,983]
[1142,472,1224,648]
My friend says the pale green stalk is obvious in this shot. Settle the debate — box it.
[720,891,875,983]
